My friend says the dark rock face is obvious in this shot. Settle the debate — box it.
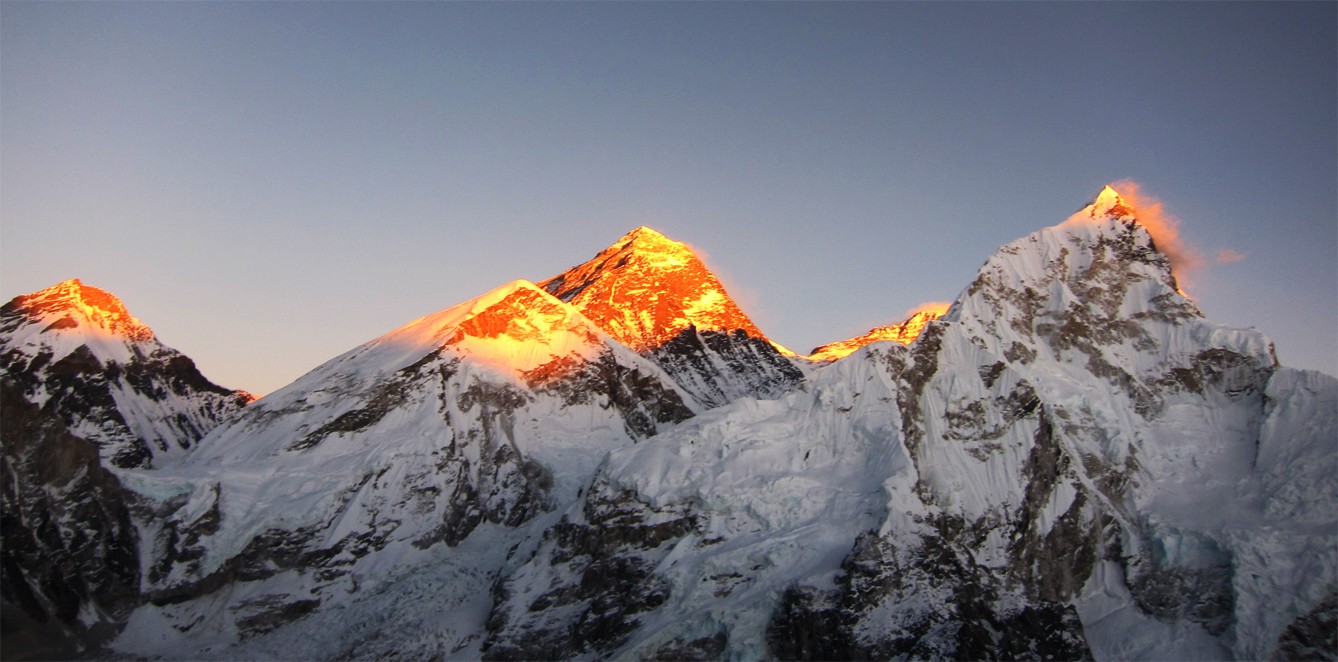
[1274,592,1338,660]
[768,529,1092,661]
[0,380,142,659]
[650,327,805,408]
[2,345,150,468]
[1125,532,1235,637]
[535,351,695,438]
[482,476,699,660]
[767,585,852,660]
[0,343,250,469]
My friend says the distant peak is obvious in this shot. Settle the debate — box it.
[539,227,773,351]
[807,303,949,362]
[2,278,155,341]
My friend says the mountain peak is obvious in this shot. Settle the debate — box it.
[608,225,697,269]
[622,225,669,242]
[540,228,779,353]
[2,278,155,342]
[808,302,950,362]
[1074,184,1136,222]
[363,279,609,382]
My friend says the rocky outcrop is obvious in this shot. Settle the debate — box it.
[650,327,805,408]
[0,380,142,659]
[483,475,700,660]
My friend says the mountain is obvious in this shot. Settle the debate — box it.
[807,303,950,362]
[484,187,1335,660]
[0,280,251,658]
[100,279,698,656]
[540,226,806,408]
[4,188,1334,661]
[0,279,252,469]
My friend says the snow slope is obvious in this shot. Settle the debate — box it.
[110,279,700,655]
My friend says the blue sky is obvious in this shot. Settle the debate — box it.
[3,2,1334,394]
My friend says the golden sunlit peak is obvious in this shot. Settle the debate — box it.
[617,225,686,253]
[4,278,156,342]
[539,226,774,352]
[907,301,952,319]
[1062,181,1203,296]
[1087,184,1134,219]
[807,301,950,362]
[24,278,127,316]
[625,225,668,240]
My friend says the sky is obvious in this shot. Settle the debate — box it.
[2,2,1334,395]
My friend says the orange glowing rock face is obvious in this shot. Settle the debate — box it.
[539,227,782,353]
[454,287,598,347]
[808,303,950,362]
[2,278,155,342]
[432,282,606,387]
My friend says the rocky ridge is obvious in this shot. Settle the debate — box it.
[807,304,950,362]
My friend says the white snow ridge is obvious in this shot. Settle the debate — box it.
[2,188,1334,661]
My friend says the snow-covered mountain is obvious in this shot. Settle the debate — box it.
[807,303,950,362]
[3,188,1334,661]
[105,279,699,656]
[540,226,806,408]
[0,280,251,656]
[484,186,1336,660]
[0,279,252,468]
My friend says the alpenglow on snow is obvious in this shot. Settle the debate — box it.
[1,186,1333,661]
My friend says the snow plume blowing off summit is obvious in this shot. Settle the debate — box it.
[1069,182,1204,290]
